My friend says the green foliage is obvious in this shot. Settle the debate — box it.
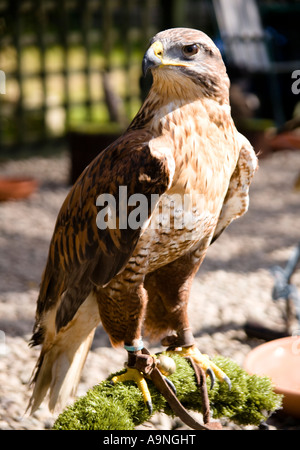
[53,354,282,430]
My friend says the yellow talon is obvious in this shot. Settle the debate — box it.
[111,367,153,414]
[173,345,231,388]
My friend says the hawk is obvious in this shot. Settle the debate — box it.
[28,28,258,415]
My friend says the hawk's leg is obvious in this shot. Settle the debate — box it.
[162,329,230,425]
[100,283,175,414]
[162,329,231,390]
[111,340,155,414]
[144,252,231,392]
[98,284,157,413]
[111,341,177,414]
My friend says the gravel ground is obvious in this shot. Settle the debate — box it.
[0,147,300,431]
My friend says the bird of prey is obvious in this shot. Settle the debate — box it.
[28,28,258,415]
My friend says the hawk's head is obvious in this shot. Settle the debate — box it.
[142,28,229,103]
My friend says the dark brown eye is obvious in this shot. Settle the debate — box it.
[182,44,199,57]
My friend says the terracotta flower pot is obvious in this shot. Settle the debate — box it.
[244,336,300,418]
[0,177,38,201]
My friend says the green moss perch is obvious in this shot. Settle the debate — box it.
[53,353,282,430]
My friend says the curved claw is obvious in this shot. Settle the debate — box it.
[146,400,153,415]
[206,367,215,390]
[207,369,231,391]
[224,374,231,391]
[163,375,177,395]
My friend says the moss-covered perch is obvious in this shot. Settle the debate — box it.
[53,353,282,430]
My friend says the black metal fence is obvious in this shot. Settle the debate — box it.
[1,0,296,155]
[0,0,216,154]
[0,0,161,152]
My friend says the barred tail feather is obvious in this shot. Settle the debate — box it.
[28,293,100,414]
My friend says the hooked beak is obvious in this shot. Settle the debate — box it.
[142,40,190,77]
[142,41,164,77]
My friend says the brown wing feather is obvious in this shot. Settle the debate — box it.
[31,129,172,345]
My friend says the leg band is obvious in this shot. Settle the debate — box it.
[124,338,144,352]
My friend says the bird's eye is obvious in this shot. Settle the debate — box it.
[182,44,199,57]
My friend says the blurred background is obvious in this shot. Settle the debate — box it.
[0,0,300,170]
